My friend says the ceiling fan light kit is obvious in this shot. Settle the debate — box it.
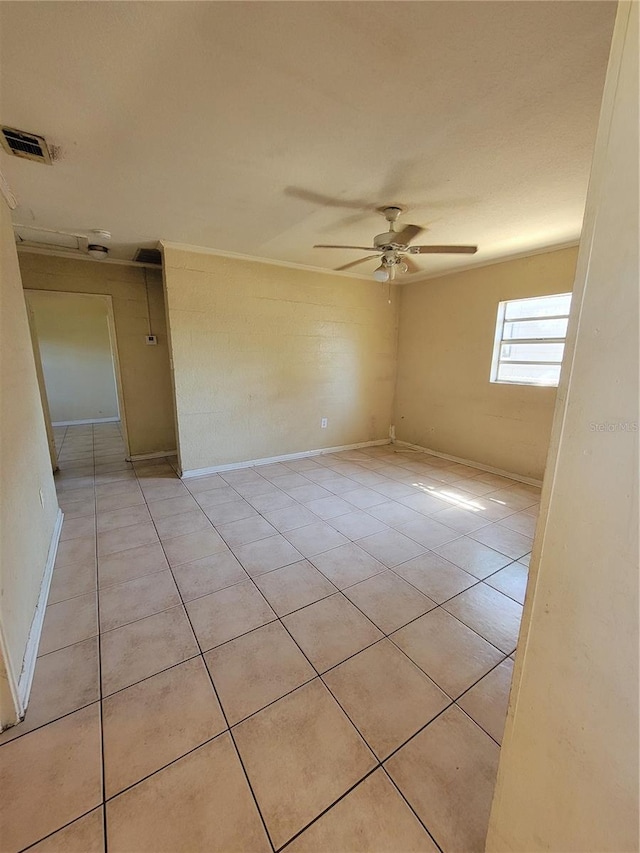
[314,205,478,282]
[373,264,389,283]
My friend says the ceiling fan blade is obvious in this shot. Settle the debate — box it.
[402,255,422,274]
[392,224,424,244]
[411,245,478,254]
[314,244,378,251]
[335,255,380,271]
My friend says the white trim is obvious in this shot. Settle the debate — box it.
[490,292,572,387]
[17,235,580,283]
[161,238,580,286]
[181,439,390,479]
[17,508,64,716]
[17,239,581,282]
[16,245,161,269]
[401,241,581,285]
[25,290,132,458]
[128,449,177,461]
[393,440,543,487]
[52,416,120,426]
[0,622,21,730]
[159,239,372,281]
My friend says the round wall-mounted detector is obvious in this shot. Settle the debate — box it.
[90,229,111,241]
[88,244,109,260]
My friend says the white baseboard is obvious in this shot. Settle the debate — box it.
[52,416,120,426]
[128,450,177,462]
[181,439,390,479]
[393,440,543,487]
[17,507,64,716]
[0,622,21,731]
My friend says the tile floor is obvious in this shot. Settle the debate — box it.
[0,423,539,853]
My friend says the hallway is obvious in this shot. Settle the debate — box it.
[0,424,536,852]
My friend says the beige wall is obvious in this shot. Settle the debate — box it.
[394,247,578,480]
[19,254,176,456]
[26,290,119,424]
[162,247,399,473]
[487,3,639,850]
[0,199,59,727]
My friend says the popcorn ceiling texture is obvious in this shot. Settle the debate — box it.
[0,3,615,271]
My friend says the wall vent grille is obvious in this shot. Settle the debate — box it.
[0,126,52,164]
[133,248,162,265]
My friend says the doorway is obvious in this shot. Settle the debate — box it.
[25,290,130,462]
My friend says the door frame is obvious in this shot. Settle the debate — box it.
[24,296,58,471]
[24,289,131,459]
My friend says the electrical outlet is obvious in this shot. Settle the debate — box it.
[321,417,328,429]
[145,335,157,345]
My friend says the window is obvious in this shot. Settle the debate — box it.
[490,292,572,387]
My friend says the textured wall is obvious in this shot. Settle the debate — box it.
[394,247,579,480]
[487,4,639,849]
[162,247,399,472]
[19,254,176,456]
[26,291,119,423]
[0,201,58,725]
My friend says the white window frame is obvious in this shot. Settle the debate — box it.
[490,293,572,387]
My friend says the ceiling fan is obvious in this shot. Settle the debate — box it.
[314,206,477,282]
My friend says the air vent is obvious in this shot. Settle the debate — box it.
[133,248,162,265]
[1,126,52,164]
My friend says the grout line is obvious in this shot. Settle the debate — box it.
[195,502,455,853]
[270,617,450,851]
[18,805,105,853]
[22,426,536,851]
[453,695,506,749]
[138,474,277,853]
[92,425,109,853]
[223,672,320,731]
[99,729,228,805]
[380,766,445,852]
[100,649,201,700]
[135,460,423,849]
[98,459,520,679]
[252,614,392,849]
[11,559,514,751]
[273,764,383,852]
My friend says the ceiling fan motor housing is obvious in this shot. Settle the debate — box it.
[375,231,403,249]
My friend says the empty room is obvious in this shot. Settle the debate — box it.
[0,3,637,853]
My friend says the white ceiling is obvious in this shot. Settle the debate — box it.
[0,1,616,280]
